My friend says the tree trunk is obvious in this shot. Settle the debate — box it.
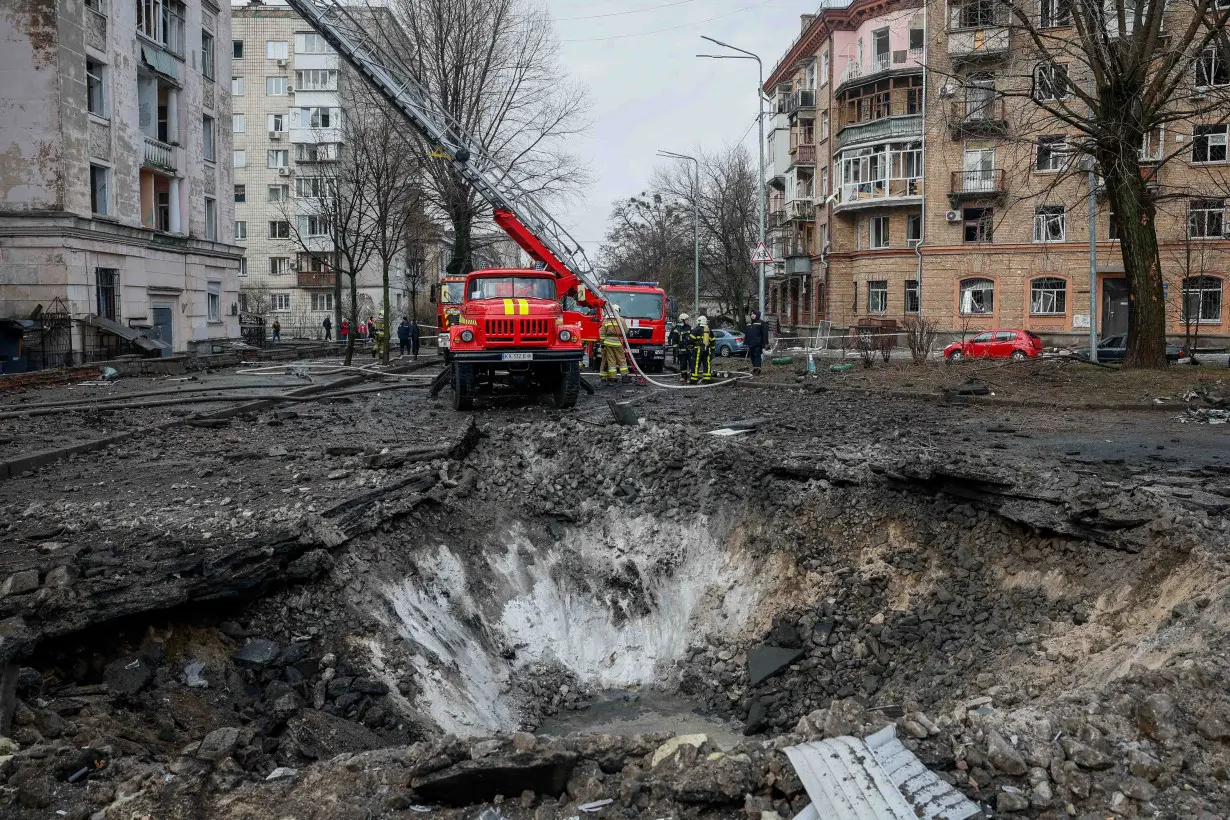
[345,273,358,366]
[1105,161,1167,369]
[446,208,476,278]
[381,260,391,364]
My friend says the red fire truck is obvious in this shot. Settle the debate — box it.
[430,274,467,359]
[576,281,669,374]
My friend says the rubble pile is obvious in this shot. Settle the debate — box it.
[1,405,1228,818]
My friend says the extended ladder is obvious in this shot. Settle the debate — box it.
[280,0,604,304]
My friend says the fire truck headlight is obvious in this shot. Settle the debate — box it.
[558,329,573,343]
[459,329,475,343]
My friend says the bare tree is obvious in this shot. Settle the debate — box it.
[598,192,694,298]
[278,100,378,366]
[931,0,1230,368]
[370,0,591,277]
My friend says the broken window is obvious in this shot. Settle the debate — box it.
[868,280,888,313]
[1034,63,1069,101]
[1193,125,1228,163]
[959,277,994,314]
[1182,276,1223,323]
[207,281,222,322]
[904,280,920,313]
[1030,277,1067,314]
[87,59,106,117]
[1189,198,1226,238]
[1033,205,1066,242]
[1035,136,1067,172]
[963,207,993,243]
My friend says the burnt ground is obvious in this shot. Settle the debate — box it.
[0,358,1228,819]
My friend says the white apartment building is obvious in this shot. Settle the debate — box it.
[0,0,242,361]
[231,0,403,336]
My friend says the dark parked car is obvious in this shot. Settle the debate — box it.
[713,328,747,357]
[1082,335,1190,363]
[944,329,1043,362]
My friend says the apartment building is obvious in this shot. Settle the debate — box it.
[764,0,1230,345]
[230,0,409,336]
[0,0,242,360]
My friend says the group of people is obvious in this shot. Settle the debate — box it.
[316,314,420,358]
[669,310,769,383]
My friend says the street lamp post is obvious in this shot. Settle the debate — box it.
[657,150,700,315]
[698,35,766,317]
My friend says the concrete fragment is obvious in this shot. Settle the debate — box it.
[747,645,804,686]
[196,727,241,762]
[1121,775,1157,802]
[651,734,708,768]
[997,786,1029,812]
[1059,737,1112,770]
[986,730,1028,776]
[43,565,75,587]
[1196,713,1230,741]
[0,570,39,597]
[232,639,282,669]
[265,766,298,781]
[1135,694,1183,743]
[184,662,208,688]
[103,654,154,697]
[471,739,502,759]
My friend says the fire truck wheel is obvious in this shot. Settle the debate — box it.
[453,362,476,411]
[551,362,580,409]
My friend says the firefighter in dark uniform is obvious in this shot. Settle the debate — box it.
[674,313,693,382]
[689,315,716,384]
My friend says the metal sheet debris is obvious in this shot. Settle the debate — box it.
[784,725,980,820]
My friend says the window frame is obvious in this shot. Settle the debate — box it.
[268,113,287,133]
[904,280,920,314]
[270,293,292,312]
[96,267,119,320]
[232,149,245,168]
[266,76,288,96]
[1188,198,1226,238]
[1193,125,1228,164]
[232,113,245,133]
[269,257,290,277]
[204,196,217,241]
[1033,204,1067,242]
[868,280,888,314]
[311,292,334,312]
[86,59,107,118]
[1029,276,1068,315]
[269,220,291,239]
[232,40,243,59]
[231,76,244,96]
[1181,276,1223,323]
[267,149,289,168]
[201,29,215,81]
[1196,45,1230,89]
[1039,0,1072,28]
[265,40,288,60]
[906,213,922,244]
[89,164,110,216]
[959,277,995,315]
[202,115,216,162]
[207,280,222,322]
[234,184,246,203]
[962,207,993,243]
[1034,62,1070,101]
[268,184,289,202]
[1035,135,1068,172]
[234,220,247,240]
[870,216,890,249]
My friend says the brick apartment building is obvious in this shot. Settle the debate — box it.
[0,0,242,362]
[764,0,1230,347]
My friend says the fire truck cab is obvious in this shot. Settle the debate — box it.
[431,275,467,359]
[577,281,669,374]
[446,270,584,410]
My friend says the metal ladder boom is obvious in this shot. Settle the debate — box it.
[281,0,605,301]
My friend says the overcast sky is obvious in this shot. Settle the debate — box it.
[542,0,810,260]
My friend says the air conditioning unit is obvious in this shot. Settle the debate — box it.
[268,130,281,140]
[276,58,287,67]
[277,167,291,176]
[286,86,294,94]
[945,209,961,223]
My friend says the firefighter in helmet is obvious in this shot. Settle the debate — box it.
[674,313,693,382]
[689,315,716,384]
[599,304,630,383]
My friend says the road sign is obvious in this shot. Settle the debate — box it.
[751,242,773,264]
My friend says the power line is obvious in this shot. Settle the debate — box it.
[561,0,778,43]
[556,0,699,22]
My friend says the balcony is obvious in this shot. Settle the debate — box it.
[783,237,811,258]
[298,269,335,288]
[786,256,812,276]
[837,51,919,89]
[142,135,175,171]
[948,99,1008,138]
[768,209,787,230]
[836,114,922,151]
[834,177,923,212]
[787,199,816,221]
[788,89,816,115]
[947,3,1010,62]
[792,144,817,166]
[948,169,1007,207]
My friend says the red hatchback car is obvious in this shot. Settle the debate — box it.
[944,329,1044,362]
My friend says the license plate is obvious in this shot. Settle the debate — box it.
[501,352,533,362]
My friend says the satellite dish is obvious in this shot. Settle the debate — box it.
[939,83,956,99]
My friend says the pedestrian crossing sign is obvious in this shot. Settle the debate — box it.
[751,242,773,264]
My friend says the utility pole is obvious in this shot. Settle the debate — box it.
[698,36,766,316]
[657,150,700,314]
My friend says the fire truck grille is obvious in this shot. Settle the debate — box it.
[625,327,653,341]
[484,318,552,345]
